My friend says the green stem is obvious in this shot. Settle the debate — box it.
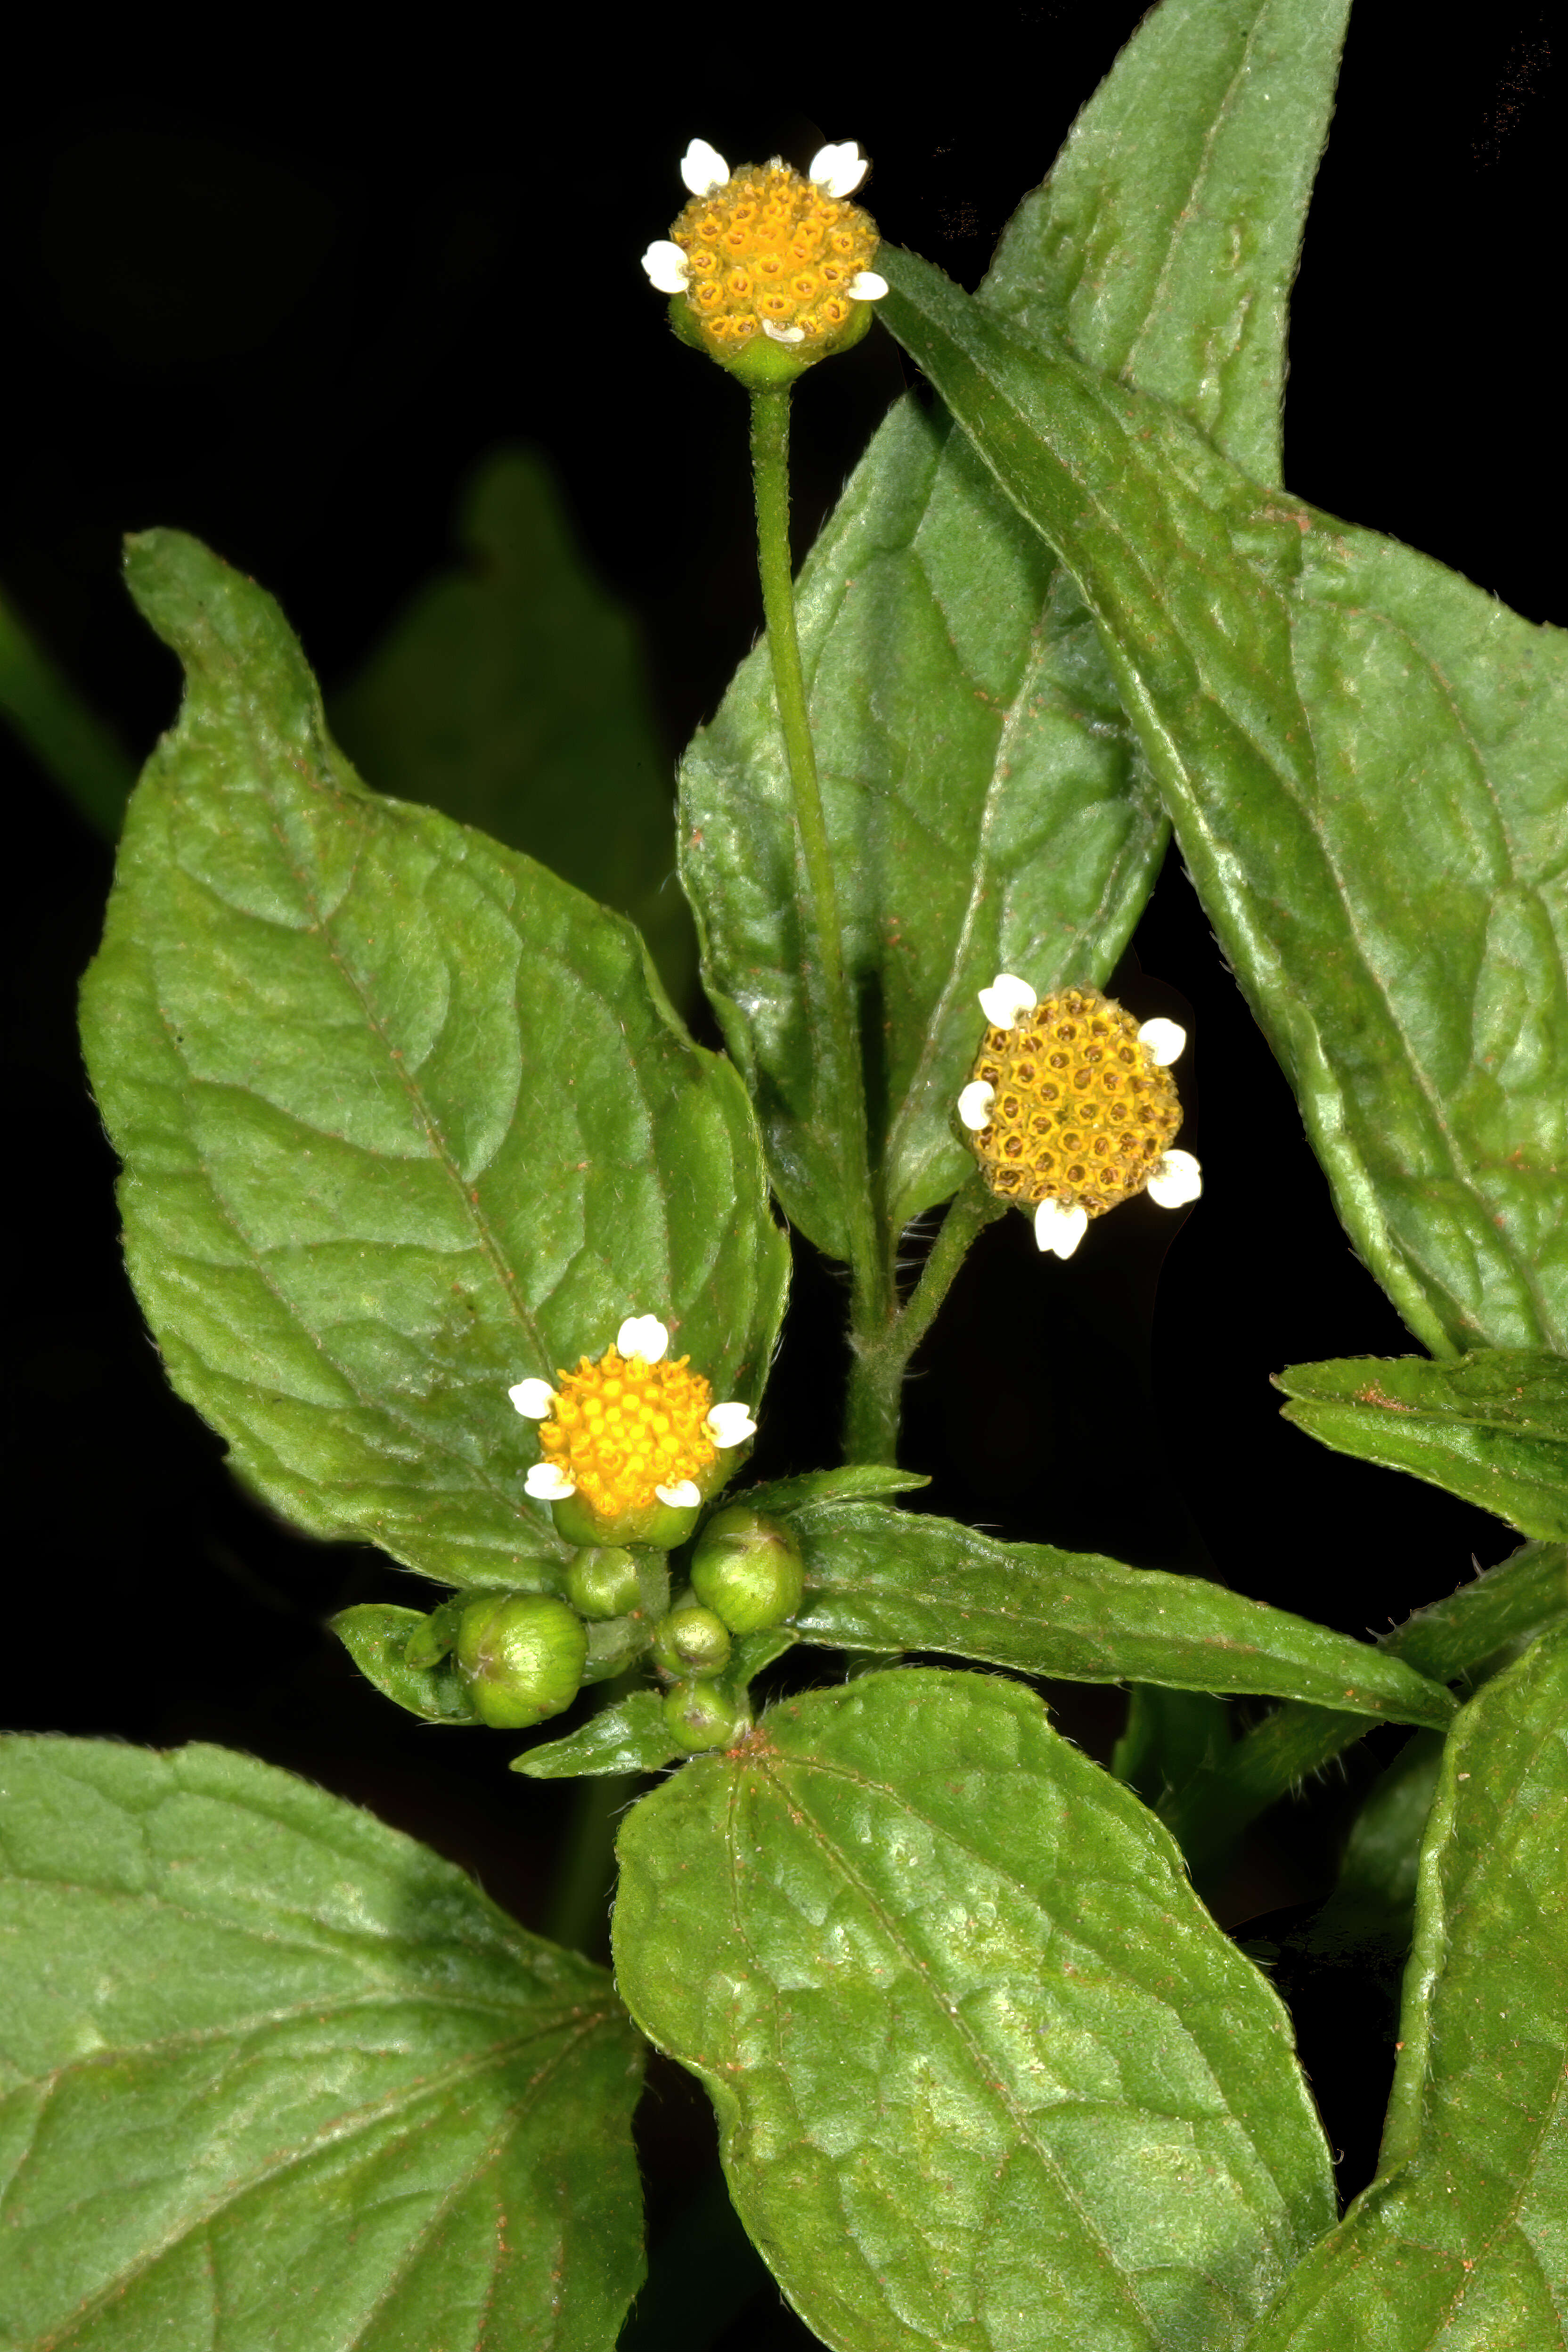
[843,1176,1006,1461]
[749,388,890,1432]
[0,584,135,836]
[543,1766,636,1961]
[1168,1539,1566,1874]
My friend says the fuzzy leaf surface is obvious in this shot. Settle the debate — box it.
[514,1693,679,1780]
[876,247,1568,1352]
[614,1670,1334,2352]
[0,1737,645,2352]
[1275,1350,1568,1538]
[79,531,788,1591]
[1244,1621,1568,2349]
[680,0,1349,1253]
[331,1600,480,1722]
[330,447,695,1005]
[792,1501,1454,1726]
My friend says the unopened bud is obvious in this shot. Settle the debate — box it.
[652,1603,732,1678]
[456,1594,587,1730]
[566,1547,641,1621]
[690,1506,804,1633]
[663,1677,753,1754]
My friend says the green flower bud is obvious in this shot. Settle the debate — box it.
[565,1547,641,1620]
[652,1603,732,1679]
[456,1594,587,1731]
[690,1507,804,1633]
[663,1678,753,1754]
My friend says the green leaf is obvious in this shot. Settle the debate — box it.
[614,1670,1334,2352]
[0,1736,646,2351]
[1165,1540,1568,1871]
[1275,1350,1568,1539]
[514,1691,679,1780]
[329,447,695,1007]
[728,1463,931,1516]
[1244,1621,1568,2350]
[680,0,1348,1254]
[330,1600,482,1722]
[79,530,789,1592]
[875,246,1568,1353]
[791,1500,1454,1727]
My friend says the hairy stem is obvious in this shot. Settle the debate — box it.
[749,387,890,1439]
[843,1176,1006,1461]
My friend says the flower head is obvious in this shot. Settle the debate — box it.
[958,977,1202,1257]
[509,1315,756,1544]
[643,138,887,385]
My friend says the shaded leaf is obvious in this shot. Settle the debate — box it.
[681,0,1349,1254]
[876,245,1568,1352]
[1244,1622,1568,2349]
[330,447,695,1005]
[615,1670,1334,2352]
[331,1600,481,1722]
[79,531,789,1592]
[1276,1350,1568,1538]
[1166,1539,1568,1870]
[0,1736,645,2352]
[515,1691,678,1780]
[792,1500,1454,1726]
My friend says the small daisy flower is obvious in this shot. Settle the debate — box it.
[643,137,887,383]
[510,1315,757,1543]
[957,978,1201,1257]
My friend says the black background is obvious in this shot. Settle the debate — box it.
[3,2,1561,2314]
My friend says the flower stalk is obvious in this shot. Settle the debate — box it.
[749,384,893,1435]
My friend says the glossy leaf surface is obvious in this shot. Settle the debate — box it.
[615,1671,1334,2352]
[680,0,1349,1254]
[330,447,695,1005]
[1275,1350,1568,1538]
[0,1737,645,2351]
[792,1500,1454,1726]
[1245,1621,1568,2349]
[79,531,788,1591]
[876,246,1568,1352]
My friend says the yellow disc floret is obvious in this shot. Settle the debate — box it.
[538,1344,718,1525]
[669,161,879,353]
[966,988,1184,1219]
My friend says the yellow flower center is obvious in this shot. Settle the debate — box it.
[670,162,879,349]
[539,1345,717,1522]
[966,988,1183,1219]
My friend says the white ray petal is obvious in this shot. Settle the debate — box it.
[1146,1149,1203,1209]
[507,1378,555,1418]
[808,140,868,198]
[706,1401,758,1448]
[525,1463,576,1500]
[1034,1198,1089,1259]
[642,239,691,294]
[1137,1017,1187,1067]
[618,1315,670,1363]
[656,1479,702,1508]
[847,270,888,301]
[762,320,806,343]
[680,139,730,195]
[978,972,1037,1029]
[957,1080,996,1132]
